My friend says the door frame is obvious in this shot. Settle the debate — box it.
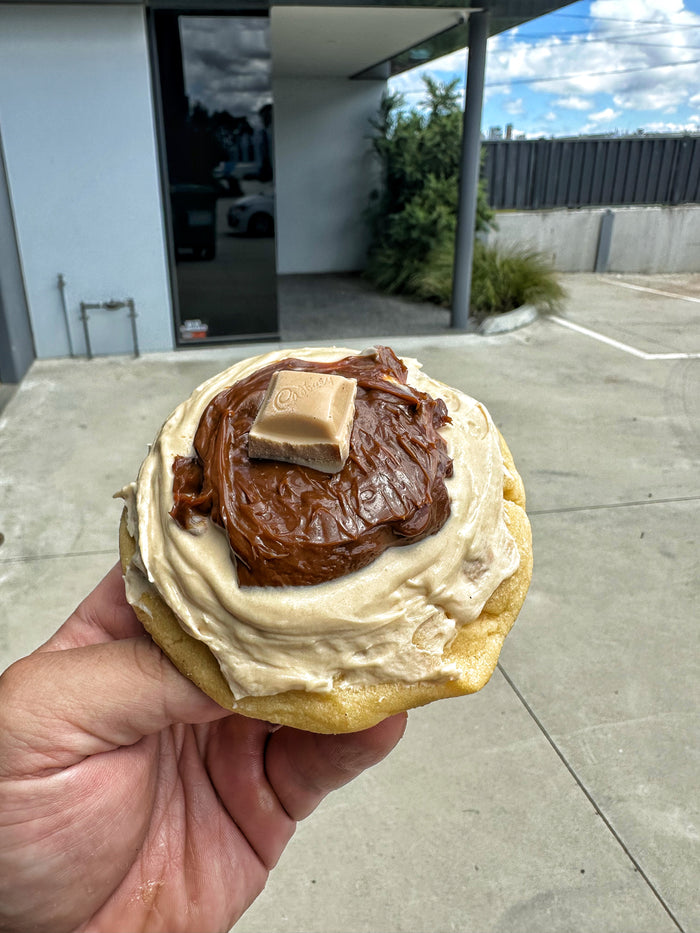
[146,7,279,347]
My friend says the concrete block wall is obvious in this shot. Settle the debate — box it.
[487,205,700,274]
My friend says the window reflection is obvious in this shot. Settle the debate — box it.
[155,13,278,343]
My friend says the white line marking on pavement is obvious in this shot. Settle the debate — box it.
[607,279,700,304]
[549,315,700,361]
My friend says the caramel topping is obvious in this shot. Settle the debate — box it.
[170,347,453,587]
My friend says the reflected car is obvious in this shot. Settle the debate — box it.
[227,194,275,237]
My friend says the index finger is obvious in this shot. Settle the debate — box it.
[39,563,143,653]
[265,713,407,821]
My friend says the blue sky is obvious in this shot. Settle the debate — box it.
[390,0,700,138]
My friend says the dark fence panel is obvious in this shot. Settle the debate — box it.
[483,136,700,209]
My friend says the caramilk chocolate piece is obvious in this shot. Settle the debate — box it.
[248,369,357,473]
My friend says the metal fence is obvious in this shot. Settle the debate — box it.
[482,135,700,210]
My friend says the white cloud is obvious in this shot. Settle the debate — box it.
[390,49,466,105]
[612,86,680,113]
[644,118,700,133]
[484,1,700,124]
[503,97,525,115]
[555,96,593,111]
[589,0,689,22]
[589,107,621,123]
[581,107,623,133]
[391,1,700,136]
[544,111,558,122]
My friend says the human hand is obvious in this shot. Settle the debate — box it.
[0,564,406,933]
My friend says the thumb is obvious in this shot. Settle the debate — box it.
[0,636,229,777]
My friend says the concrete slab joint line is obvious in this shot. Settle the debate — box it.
[549,315,700,361]
[497,664,687,933]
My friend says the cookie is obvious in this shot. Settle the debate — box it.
[118,347,532,733]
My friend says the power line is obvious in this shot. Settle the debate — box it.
[500,31,700,48]
[496,35,700,52]
[551,10,700,27]
[511,22,700,41]
[485,55,700,89]
[578,38,700,50]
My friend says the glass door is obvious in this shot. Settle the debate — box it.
[153,12,278,344]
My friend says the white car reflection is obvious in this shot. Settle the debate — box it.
[227,194,275,237]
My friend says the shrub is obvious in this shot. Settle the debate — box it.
[407,236,454,306]
[365,77,492,296]
[409,239,565,317]
[366,76,565,319]
[469,241,565,318]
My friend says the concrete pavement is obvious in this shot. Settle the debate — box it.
[0,273,698,932]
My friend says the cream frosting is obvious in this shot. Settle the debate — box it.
[122,347,520,700]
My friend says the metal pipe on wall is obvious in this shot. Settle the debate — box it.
[57,274,75,357]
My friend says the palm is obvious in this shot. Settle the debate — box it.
[67,720,274,932]
[0,565,405,933]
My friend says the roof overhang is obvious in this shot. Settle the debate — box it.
[269,2,576,80]
[271,6,471,80]
[4,0,576,79]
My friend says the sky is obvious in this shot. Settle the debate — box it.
[390,0,700,138]
[180,17,272,125]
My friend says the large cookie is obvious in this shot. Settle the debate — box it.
[118,429,532,735]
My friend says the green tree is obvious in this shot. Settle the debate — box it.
[365,76,563,317]
[365,76,493,296]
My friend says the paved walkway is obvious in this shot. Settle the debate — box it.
[0,273,698,932]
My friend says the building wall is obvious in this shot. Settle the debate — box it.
[0,127,34,382]
[487,205,700,273]
[0,3,173,359]
[273,76,384,275]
